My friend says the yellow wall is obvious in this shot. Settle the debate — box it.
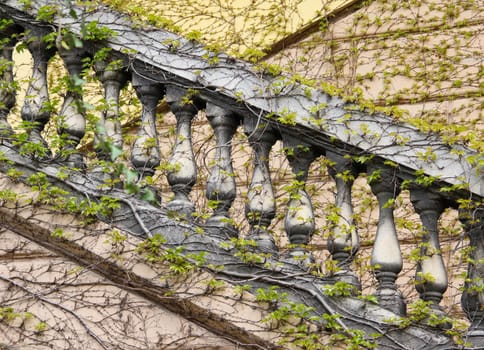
[102,0,353,53]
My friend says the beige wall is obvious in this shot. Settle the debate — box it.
[267,0,483,134]
[0,228,240,349]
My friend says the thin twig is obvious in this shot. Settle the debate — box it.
[0,275,109,350]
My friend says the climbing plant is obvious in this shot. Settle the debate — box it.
[0,0,482,349]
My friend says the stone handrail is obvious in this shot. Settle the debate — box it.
[2,0,482,198]
[0,1,483,349]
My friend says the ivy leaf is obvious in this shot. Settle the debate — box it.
[141,188,157,204]
[71,75,85,87]
[69,8,78,20]
[115,162,127,175]
[109,144,123,161]
[60,40,70,50]
[96,122,106,135]
[124,182,139,195]
[82,102,95,110]
[73,36,83,48]
[125,168,138,185]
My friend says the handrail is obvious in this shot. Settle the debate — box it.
[1,1,484,348]
[1,0,482,200]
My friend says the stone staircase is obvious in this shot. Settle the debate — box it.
[0,1,483,348]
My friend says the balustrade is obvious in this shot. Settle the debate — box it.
[0,23,19,136]
[130,73,163,178]
[460,208,484,345]
[57,46,87,168]
[94,59,128,161]
[92,58,129,184]
[410,189,450,327]
[1,7,484,344]
[165,85,199,216]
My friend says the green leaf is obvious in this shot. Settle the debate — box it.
[141,189,157,204]
[69,8,78,20]
[124,182,139,195]
[125,168,138,185]
[72,75,85,87]
[72,35,83,48]
[109,144,123,161]
[60,40,70,50]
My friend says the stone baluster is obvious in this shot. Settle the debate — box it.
[460,207,484,346]
[368,163,405,315]
[92,60,128,185]
[94,59,128,161]
[282,134,318,264]
[165,85,198,216]
[0,23,20,136]
[58,46,86,168]
[244,116,278,253]
[20,30,55,158]
[410,189,450,327]
[205,103,239,237]
[326,150,360,289]
[130,73,163,197]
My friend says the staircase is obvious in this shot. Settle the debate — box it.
[0,1,483,349]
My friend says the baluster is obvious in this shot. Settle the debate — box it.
[327,150,360,289]
[93,59,128,184]
[244,116,278,253]
[0,23,20,136]
[368,163,406,315]
[20,30,55,158]
[410,189,450,327]
[282,134,318,264]
[165,85,198,216]
[130,73,163,199]
[94,60,128,159]
[58,46,86,168]
[460,207,484,346]
[205,103,239,237]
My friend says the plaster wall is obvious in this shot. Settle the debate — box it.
[267,0,483,130]
[0,228,240,349]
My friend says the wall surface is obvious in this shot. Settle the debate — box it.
[268,0,483,135]
[0,229,240,349]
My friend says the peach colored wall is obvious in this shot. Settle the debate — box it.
[0,228,239,349]
[267,0,483,130]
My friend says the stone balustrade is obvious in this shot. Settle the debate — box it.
[0,2,483,348]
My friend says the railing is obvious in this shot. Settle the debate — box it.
[1,1,483,348]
